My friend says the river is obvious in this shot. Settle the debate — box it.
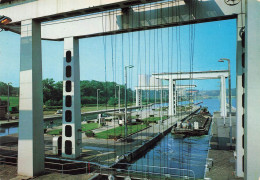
[127,98,236,179]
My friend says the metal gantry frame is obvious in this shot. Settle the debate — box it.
[152,71,229,117]
[0,0,259,179]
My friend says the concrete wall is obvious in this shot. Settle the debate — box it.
[244,0,260,179]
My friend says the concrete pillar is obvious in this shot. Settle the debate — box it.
[168,79,176,116]
[62,37,82,159]
[135,88,142,106]
[18,19,44,176]
[176,90,179,106]
[235,10,245,178]
[220,76,227,117]
[174,88,177,115]
[244,1,260,179]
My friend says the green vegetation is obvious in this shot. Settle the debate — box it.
[43,78,134,106]
[47,123,99,135]
[47,129,62,135]
[142,116,168,123]
[154,107,168,111]
[95,124,149,139]
[177,105,193,111]
[43,79,63,106]
[48,123,149,138]
[0,79,135,113]
[0,82,19,96]
[0,96,19,107]
[81,123,99,131]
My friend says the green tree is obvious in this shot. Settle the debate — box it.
[107,97,118,106]
[0,81,18,96]
[43,78,62,106]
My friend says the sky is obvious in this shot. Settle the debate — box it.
[0,19,237,91]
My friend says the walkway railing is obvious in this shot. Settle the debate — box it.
[98,165,196,180]
[0,150,196,179]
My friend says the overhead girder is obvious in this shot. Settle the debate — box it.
[0,0,243,40]
[135,85,196,90]
[0,0,163,23]
[152,70,229,80]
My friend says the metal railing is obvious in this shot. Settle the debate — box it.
[98,165,196,180]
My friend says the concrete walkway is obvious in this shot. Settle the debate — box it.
[205,150,243,180]
[210,112,236,150]
[205,113,243,180]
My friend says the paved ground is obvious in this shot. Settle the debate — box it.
[0,165,95,180]
[205,150,243,180]
[205,113,244,180]
[0,119,19,127]
[210,112,237,150]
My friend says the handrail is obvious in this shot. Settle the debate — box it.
[98,166,196,180]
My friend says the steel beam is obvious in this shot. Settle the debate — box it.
[135,85,196,90]
[0,0,162,23]
[153,70,229,80]
[0,0,241,40]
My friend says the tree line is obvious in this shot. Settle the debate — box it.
[0,79,134,106]
[0,82,19,96]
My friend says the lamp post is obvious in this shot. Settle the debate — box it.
[218,58,232,148]
[97,89,100,111]
[124,65,134,139]
[116,85,121,112]
[7,82,12,122]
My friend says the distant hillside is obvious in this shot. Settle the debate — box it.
[199,88,236,97]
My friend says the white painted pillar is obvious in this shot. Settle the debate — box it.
[236,9,245,177]
[62,37,82,159]
[18,19,44,177]
[174,87,177,115]
[244,1,260,179]
[176,90,179,107]
[168,79,176,116]
[220,76,227,117]
[135,89,139,106]
[135,88,142,106]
